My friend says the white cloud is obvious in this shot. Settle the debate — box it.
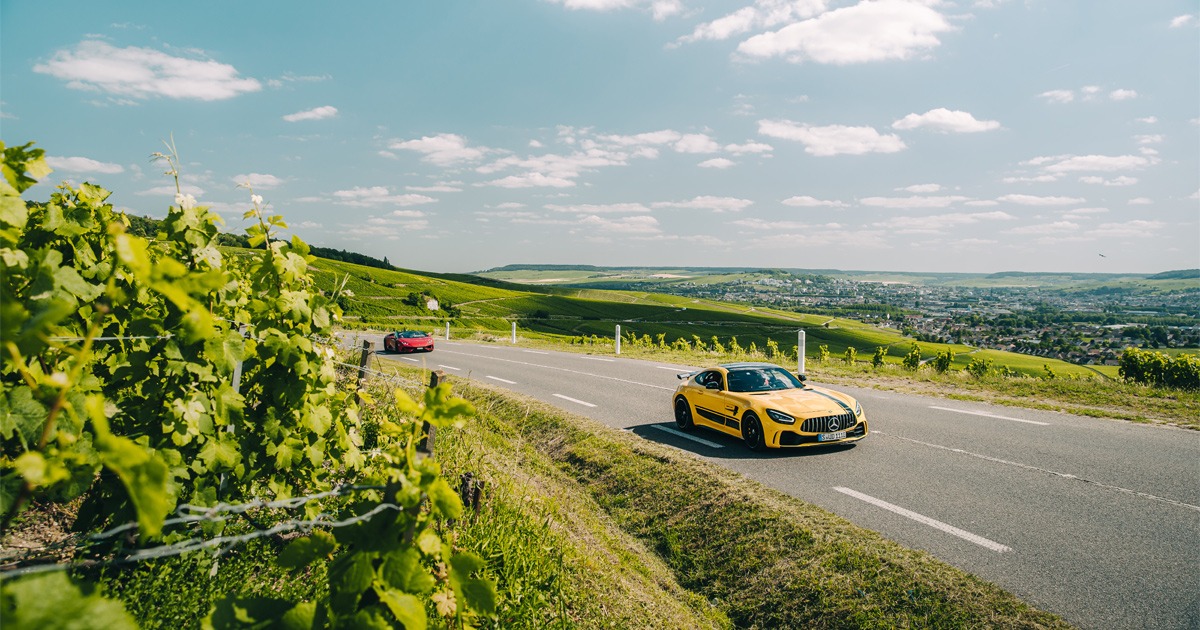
[1191,190,1200,200]
[652,0,685,20]
[1109,89,1138,101]
[1029,154,1155,173]
[651,196,754,212]
[897,184,941,193]
[754,228,889,249]
[860,195,970,209]
[405,184,463,192]
[493,202,527,209]
[1136,116,1158,123]
[1078,175,1137,187]
[33,40,261,101]
[390,133,490,166]
[892,108,1000,133]
[1004,221,1079,235]
[1087,220,1164,238]
[1038,89,1074,104]
[699,158,736,169]
[758,120,905,156]
[725,141,773,154]
[577,214,661,234]
[296,221,323,229]
[1081,85,1101,96]
[546,0,638,10]
[1133,134,1163,144]
[45,156,124,174]
[873,210,1015,233]
[1002,174,1061,183]
[674,133,721,153]
[964,200,999,206]
[1169,15,1195,28]
[529,139,544,148]
[1059,207,1109,220]
[545,203,651,213]
[136,184,205,197]
[378,150,398,159]
[1140,147,1159,156]
[283,105,338,122]
[232,172,283,189]
[737,0,954,64]
[331,186,437,207]
[483,173,576,188]
[730,217,811,230]
[997,194,1085,206]
[1128,197,1153,205]
[676,0,828,45]
[782,195,846,207]
[595,129,681,146]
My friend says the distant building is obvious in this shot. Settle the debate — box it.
[426,298,439,311]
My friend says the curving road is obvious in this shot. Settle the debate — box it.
[345,334,1200,630]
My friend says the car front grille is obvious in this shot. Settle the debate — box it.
[801,413,857,433]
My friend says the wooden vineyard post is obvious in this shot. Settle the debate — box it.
[418,369,446,456]
[354,340,373,407]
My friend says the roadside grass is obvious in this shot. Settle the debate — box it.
[414,370,1078,630]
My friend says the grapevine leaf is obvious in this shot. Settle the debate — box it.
[93,416,169,539]
[375,588,427,630]
[346,609,391,630]
[203,596,315,630]
[427,476,462,520]
[328,551,376,615]
[0,195,27,227]
[277,530,338,570]
[1,386,47,447]
[199,434,241,470]
[379,548,435,595]
[0,572,138,630]
[449,552,496,616]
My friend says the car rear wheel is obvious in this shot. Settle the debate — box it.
[742,412,765,452]
[674,396,694,430]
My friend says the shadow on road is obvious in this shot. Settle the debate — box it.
[625,422,859,460]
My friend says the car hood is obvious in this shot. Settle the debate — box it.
[741,386,855,417]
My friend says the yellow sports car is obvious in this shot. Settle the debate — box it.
[673,362,866,451]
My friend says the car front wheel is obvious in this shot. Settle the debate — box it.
[742,412,765,452]
[674,396,694,430]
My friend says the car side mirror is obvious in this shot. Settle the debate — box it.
[705,382,721,391]
[796,373,807,382]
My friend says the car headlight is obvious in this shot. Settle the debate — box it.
[766,409,795,425]
[855,400,862,416]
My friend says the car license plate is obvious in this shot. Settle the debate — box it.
[818,431,847,442]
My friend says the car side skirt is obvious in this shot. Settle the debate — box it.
[694,406,740,432]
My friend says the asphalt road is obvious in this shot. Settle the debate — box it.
[347,334,1200,630]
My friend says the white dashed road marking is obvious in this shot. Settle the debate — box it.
[581,356,614,362]
[486,375,516,384]
[523,350,549,355]
[438,365,461,371]
[834,487,1012,553]
[437,349,673,391]
[929,406,1049,426]
[401,357,419,363]
[651,424,725,449]
[553,394,596,408]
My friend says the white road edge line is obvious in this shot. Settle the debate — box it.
[651,424,725,449]
[438,365,461,371]
[657,366,695,371]
[523,350,549,355]
[875,431,1200,512]
[834,487,1012,553]
[929,406,1049,426]
[552,394,596,408]
[401,357,419,362]
[485,375,516,384]
[581,356,614,362]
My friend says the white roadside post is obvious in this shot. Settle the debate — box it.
[445,322,450,340]
[511,321,516,344]
[615,324,621,355]
[797,329,806,375]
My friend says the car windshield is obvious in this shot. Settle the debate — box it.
[726,367,803,393]
[396,331,428,338]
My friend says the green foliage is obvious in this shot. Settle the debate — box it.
[816,345,830,364]
[1119,347,1200,390]
[692,335,705,351]
[871,346,888,369]
[710,336,725,354]
[1042,364,1058,380]
[1,572,138,630]
[765,339,779,359]
[966,357,995,379]
[932,348,954,374]
[902,345,922,371]
[844,347,857,365]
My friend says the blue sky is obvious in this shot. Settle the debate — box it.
[3,0,1197,273]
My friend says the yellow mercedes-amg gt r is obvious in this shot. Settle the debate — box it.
[672,362,866,451]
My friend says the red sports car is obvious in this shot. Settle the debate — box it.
[383,330,434,353]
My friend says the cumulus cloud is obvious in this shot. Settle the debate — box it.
[873,210,1015,233]
[699,158,735,169]
[1004,221,1079,235]
[545,0,638,10]
[675,0,828,45]
[997,194,1085,205]
[897,184,941,193]
[758,120,905,156]
[545,203,651,213]
[1078,175,1137,187]
[1038,89,1074,104]
[1059,207,1108,220]
[1128,197,1153,205]
[782,195,846,207]
[652,0,685,20]
[860,195,970,209]
[330,186,437,207]
[1001,174,1062,183]
[577,214,661,234]
[45,156,124,174]
[482,173,576,188]
[892,108,999,133]
[1133,134,1163,144]
[595,129,682,146]
[34,40,261,101]
[1087,220,1163,238]
[1136,116,1158,123]
[390,133,490,166]
[405,183,463,192]
[725,140,773,154]
[1170,14,1195,28]
[652,196,754,212]
[730,217,812,230]
[283,105,338,122]
[674,133,721,153]
[737,0,954,64]
[1109,89,1138,101]
[232,172,282,189]
[1026,154,1155,173]
[137,184,205,197]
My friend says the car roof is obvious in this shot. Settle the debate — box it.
[717,362,783,370]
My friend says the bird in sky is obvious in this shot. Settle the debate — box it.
[1099,254,1107,258]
